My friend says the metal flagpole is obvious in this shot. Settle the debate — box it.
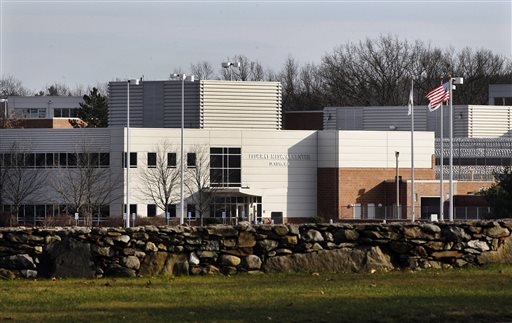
[449,78,454,221]
[410,79,415,223]
[439,84,444,222]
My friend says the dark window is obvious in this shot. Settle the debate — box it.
[90,153,99,167]
[67,153,77,167]
[147,204,157,217]
[187,153,196,167]
[62,109,69,118]
[210,147,241,187]
[45,153,54,167]
[25,153,35,168]
[187,204,196,218]
[35,153,45,168]
[100,205,110,217]
[167,153,177,168]
[54,108,62,117]
[3,154,12,167]
[78,153,88,167]
[130,152,137,168]
[166,204,176,218]
[148,152,157,168]
[123,152,138,168]
[100,153,110,167]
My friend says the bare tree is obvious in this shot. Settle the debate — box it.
[279,56,300,110]
[1,74,31,96]
[2,143,46,224]
[221,55,265,81]
[138,141,181,222]
[191,61,215,80]
[185,145,218,226]
[51,146,120,226]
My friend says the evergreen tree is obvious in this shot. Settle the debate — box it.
[482,167,512,219]
[75,87,108,128]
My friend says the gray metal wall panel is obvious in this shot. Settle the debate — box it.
[143,82,164,128]
[163,81,201,128]
[108,82,144,128]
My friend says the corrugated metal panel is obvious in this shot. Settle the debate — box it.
[0,128,111,151]
[108,82,144,127]
[200,81,282,130]
[468,105,512,138]
[163,81,201,128]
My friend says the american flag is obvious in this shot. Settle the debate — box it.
[426,82,450,112]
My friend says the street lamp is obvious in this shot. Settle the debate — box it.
[395,151,400,219]
[221,62,240,81]
[126,77,142,228]
[172,73,195,225]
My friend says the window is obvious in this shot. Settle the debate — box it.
[210,147,242,187]
[45,153,55,167]
[147,152,157,168]
[25,153,35,168]
[35,153,45,168]
[187,204,196,219]
[167,153,177,168]
[147,204,157,217]
[100,153,110,167]
[123,152,137,168]
[187,153,196,167]
[124,204,138,216]
[166,204,176,218]
[67,153,77,167]
[54,109,62,117]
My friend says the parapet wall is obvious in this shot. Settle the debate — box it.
[1,221,511,279]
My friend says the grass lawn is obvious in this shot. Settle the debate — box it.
[1,265,511,322]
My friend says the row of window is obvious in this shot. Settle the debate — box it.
[123,152,195,168]
[1,204,110,217]
[210,147,241,187]
[15,108,47,119]
[53,107,81,118]
[0,152,110,168]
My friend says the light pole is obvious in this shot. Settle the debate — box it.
[172,73,195,225]
[395,151,400,219]
[221,62,240,81]
[0,98,7,127]
[125,77,142,228]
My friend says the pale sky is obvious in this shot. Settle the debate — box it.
[1,0,511,91]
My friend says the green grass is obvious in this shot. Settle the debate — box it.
[1,265,512,322]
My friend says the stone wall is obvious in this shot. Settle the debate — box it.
[0,221,511,279]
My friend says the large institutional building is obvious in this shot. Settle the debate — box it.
[1,80,511,225]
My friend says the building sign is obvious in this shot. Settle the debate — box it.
[247,153,311,167]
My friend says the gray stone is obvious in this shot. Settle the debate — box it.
[238,231,256,248]
[197,250,217,258]
[389,241,412,253]
[21,269,38,278]
[41,238,95,278]
[114,235,131,244]
[140,252,189,276]
[305,229,324,242]
[422,224,441,234]
[209,226,239,237]
[287,224,300,235]
[275,248,293,255]
[258,239,279,252]
[442,226,471,242]
[223,239,237,248]
[0,254,36,270]
[189,252,200,265]
[263,247,393,273]
[334,229,359,243]
[122,256,141,270]
[273,225,289,236]
[404,227,434,240]
[145,242,158,252]
[485,225,510,238]
[0,268,16,280]
[203,240,220,251]
[220,255,241,266]
[106,265,136,278]
[478,235,512,264]
[243,255,262,270]
[92,245,113,257]
[467,240,490,252]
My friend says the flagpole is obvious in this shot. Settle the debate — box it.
[410,79,415,223]
[439,84,444,222]
[449,78,454,221]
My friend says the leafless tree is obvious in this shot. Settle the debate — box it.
[191,61,215,80]
[1,143,46,223]
[221,55,265,81]
[185,145,218,226]
[51,145,120,226]
[138,141,181,223]
[279,56,300,110]
[1,74,31,96]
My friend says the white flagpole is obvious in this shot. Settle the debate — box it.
[439,87,444,222]
[410,79,415,223]
[449,79,454,221]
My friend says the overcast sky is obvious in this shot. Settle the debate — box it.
[1,0,511,91]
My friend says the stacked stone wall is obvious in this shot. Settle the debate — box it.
[0,221,511,279]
